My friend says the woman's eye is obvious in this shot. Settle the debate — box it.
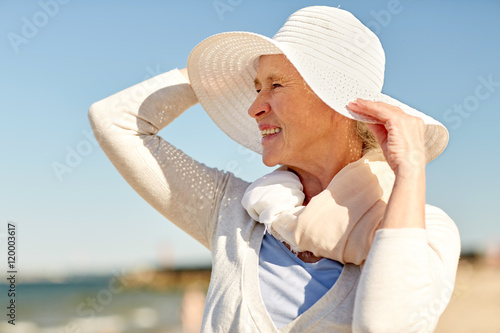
[255,84,280,93]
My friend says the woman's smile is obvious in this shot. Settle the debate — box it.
[260,126,282,143]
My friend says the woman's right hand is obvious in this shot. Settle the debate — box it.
[179,68,190,83]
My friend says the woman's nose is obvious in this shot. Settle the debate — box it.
[247,93,271,119]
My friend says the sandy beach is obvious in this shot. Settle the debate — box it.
[435,258,500,332]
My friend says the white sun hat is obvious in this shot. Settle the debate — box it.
[187,6,448,162]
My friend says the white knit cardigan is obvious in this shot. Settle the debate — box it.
[88,69,461,333]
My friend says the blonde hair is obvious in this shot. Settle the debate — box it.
[356,121,380,153]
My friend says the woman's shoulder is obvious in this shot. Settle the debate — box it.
[424,204,461,260]
[425,203,450,215]
[424,204,459,231]
[424,204,460,238]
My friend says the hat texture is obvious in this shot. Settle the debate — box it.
[187,6,448,162]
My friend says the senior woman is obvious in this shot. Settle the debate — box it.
[89,6,460,332]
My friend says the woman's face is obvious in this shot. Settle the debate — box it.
[248,54,358,169]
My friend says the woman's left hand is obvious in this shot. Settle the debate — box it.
[348,99,426,229]
[348,98,426,177]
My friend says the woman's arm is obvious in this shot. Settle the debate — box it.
[348,99,461,332]
[88,68,230,249]
[353,206,460,332]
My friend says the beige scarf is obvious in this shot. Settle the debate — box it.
[242,150,395,265]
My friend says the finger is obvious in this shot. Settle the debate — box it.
[365,123,387,146]
[347,101,382,123]
[349,99,404,124]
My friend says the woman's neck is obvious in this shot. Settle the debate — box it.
[288,168,327,204]
[288,148,362,204]
[283,149,362,263]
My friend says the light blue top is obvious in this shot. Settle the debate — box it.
[259,232,344,329]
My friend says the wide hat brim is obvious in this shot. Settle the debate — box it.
[187,31,449,163]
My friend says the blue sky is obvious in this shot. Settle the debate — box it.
[1,0,499,277]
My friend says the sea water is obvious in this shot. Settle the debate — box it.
[0,275,185,332]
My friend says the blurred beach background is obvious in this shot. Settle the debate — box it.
[1,0,499,332]
[0,257,499,332]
